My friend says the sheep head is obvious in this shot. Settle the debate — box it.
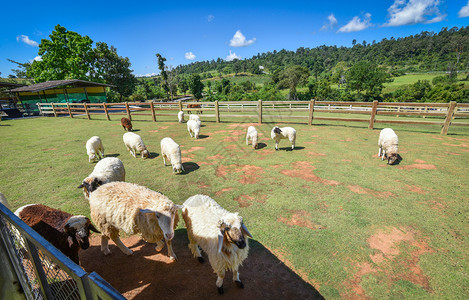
[173,163,184,174]
[387,153,398,165]
[88,153,97,163]
[271,126,282,139]
[141,148,150,159]
[140,204,183,241]
[218,214,252,253]
[78,177,103,199]
[64,216,100,250]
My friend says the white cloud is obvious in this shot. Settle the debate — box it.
[229,30,256,47]
[384,0,446,27]
[207,14,215,22]
[16,35,39,47]
[185,52,196,60]
[320,14,338,31]
[32,56,42,62]
[459,1,469,17]
[135,72,158,77]
[225,50,241,61]
[337,13,372,33]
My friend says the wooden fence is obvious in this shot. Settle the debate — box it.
[36,100,469,135]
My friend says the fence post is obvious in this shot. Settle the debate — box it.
[423,106,427,119]
[150,102,156,122]
[215,100,220,123]
[125,102,131,120]
[25,240,54,299]
[258,100,263,124]
[368,100,378,129]
[308,99,315,126]
[178,101,182,112]
[67,103,73,118]
[103,103,110,121]
[84,103,91,120]
[441,101,457,135]
[51,103,57,117]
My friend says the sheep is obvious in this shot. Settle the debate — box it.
[178,111,185,123]
[378,128,399,165]
[271,126,296,150]
[160,137,184,174]
[0,192,9,209]
[86,136,104,163]
[189,114,201,125]
[182,195,252,294]
[187,119,200,139]
[246,126,259,149]
[123,132,149,158]
[15,204,100,265]
[89,182,182,260]
[78,157,126,200]
[121,117,133,131]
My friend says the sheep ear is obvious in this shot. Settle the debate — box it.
[89,223,100,233]
[241,223,253,238]
[78,183,84,188]
[64,223,70,232]
[217,233,224,254]
[67,236,74,247]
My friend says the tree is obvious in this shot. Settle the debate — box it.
[28,25,94,82]
[156,53,169,96]
[178,75,189,95]
[346,61,392,100]
[277,65,310,100]
[189,74,204,100]
[7,59,31,78]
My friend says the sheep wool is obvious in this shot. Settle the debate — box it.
[178,111,185,123]
[86,136,104,162]
[187,119,200,139]
[189,114,201,125]
[246,126,259,149]
[79,157,126,199]
[378,128,399,165]
[123,132,149,158]
[271,126,296,150]
[160,137,184,174]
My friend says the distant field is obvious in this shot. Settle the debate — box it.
[383,72,469,93]
[204,73,271,86]
[1,114,468,298]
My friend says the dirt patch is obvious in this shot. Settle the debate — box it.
[368,227,413,257]
[80,234,321,299]
[347,185,395,198]
[277,210,325,230]
[341,138,353,142]
[181,156,193,163]
[42,148,57,151]
[214,130,228,133]
[225,144,239,150]
[227,123,258,129]
[280,162,340,186]
[272,164,284,169]
[215,187,233,196]
[404,185,426,194]
[223,136,239,143]
[414,159,426,163]
[307,152,326,157]
[216,165,228,177]
[159,126,169,130]
[148,130,158,133]
[443,143,469,148]
[197,161,212,166]
[230,130,246,136]
[181,147,205,154]
[234,195,254,207]
[236,165,264,184]
[304,141,317,145]
[398,164,436,170]
[342,262,377,299]
[207,154,225,160]
[341,159,352,162]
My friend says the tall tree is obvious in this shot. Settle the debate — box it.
[346,61,392,100]
[189,74,204,100]
[156,53,169,96]
[277,65,310,100]
[7,59,31,79]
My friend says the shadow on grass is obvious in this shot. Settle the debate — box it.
[80,229,324,299]
[256,142,267,149]
[278,146,305,151]
[181,162,200,174]
[149,152,159,159]
[198,134,210,139]
[105,153,120,158]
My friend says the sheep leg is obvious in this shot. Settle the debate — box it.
[246,136,249,145]
[166,239,177,261]
[378,147,382,157]
[233,267,244,288]
[275,141,279,151]
[162,154,167,166]
[216,269,226,294]
[101,235,111,255]
[130,149,136,158]
[109,232,133,255]
[381,150,386,161]
[155,239,164,252]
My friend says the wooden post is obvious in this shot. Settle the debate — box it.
[397,106,400,118]
[423,106,427,119]
[125,102,131,120]
[51,103,57,117]
[441,101,457,135]
[37,102,43,115]
[368,100,378,129]
[67,102,73,118]
[178,101,183,111]
[84,103,91,120]
[308,99,315,126]
[215,100,220,123]
[103,103,110,121]
[258,100,263,124]
[150,102,156,122]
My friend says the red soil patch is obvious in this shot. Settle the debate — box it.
[443,143,469,148]
[257,149,275,156]
[307,152,326,157]
[280,161,340,186]
[148,130,158,133]
[414,159,426,163]
[223,136,239,142]
[427,199,446,211]
[404,185,426,194]
[341,159,352,162]
[272,164,284,168]
[304,141,317,145]
[368,227,413,257]
[197,161,212,166]
[80,235,320,299]
[260,137,271,141]
[207,154,225,160]
[214,130,228,133]
[225,144,239,150]
[347,185,395,198]
[216,165,228,177]
[398,164,436,170]
[277,210,325,230]
[234,195,254,207]
[181,146,205,154]
[227,123,257,129]
[341,138,353,142]
[181,156,193,163]
[159,126,169,130]
[230,130,246,136]
[215,187,233,196]
[342,262,377,299]
[236,165,264,184]
[42,148,57,151]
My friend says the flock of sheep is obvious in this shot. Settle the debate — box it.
[0,109,400,295]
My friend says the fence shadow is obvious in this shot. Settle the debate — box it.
[80,229,323,299]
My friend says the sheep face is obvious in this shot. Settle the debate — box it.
[64,216,100,250]
[252,137,258,149]
[88,153,97,163]
[172,163,184,174]
[78,177,103,199]
[140,205,182,241]
[218,214,252,251]
[273,127,282,135]
[387,153,398,165]
[141,149,150,158]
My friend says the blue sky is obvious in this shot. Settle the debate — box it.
[1,0,468,78]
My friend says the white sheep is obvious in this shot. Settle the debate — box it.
[271,126,296,150]
[246,126,259,149]
[182,195,252,294]
[89,181,182,260]
[86,136,104,163]
[160,137,184,174]
[378,128,399,165]
[123,132,149,158]
[79,157,126,200]
[187,119,200,139]
[189,114,201,125]
[178,111,185,123]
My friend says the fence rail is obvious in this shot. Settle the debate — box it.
[36,100,469,135]
[0,203,125,300]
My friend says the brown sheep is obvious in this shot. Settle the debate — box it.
[121,117,133,131]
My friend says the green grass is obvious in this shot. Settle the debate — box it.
[1,114,468,298]
[204,73,272,86]
[383,72,469,93]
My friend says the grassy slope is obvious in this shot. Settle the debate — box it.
[0,115,468,298]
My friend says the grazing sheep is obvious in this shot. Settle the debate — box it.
[15,204,100,265]
[271,126,296,150]
[86,136,104,163]
[189,114,201,125]
[246,126,259,149]
[121,117,133,131]
[0,192,9,209]
[178,111,185,123]
[123,132,149,158]
[182,195,252,294]
[378,128,399,165]
[187,119,200,139]
[160,137,184,174]
[89,182,182,260]
[78,157,126,200]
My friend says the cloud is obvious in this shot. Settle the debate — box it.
[32,56,42,62]
[320,14,338,31]
[337,13,372,33]
[225,50,241,61]
[384,0,446,26]
[229,30,256,47]
[207,14,215,22]
[135,72,158,77]
[459,1,469,17]
[16,35,39,47]
[185,52,196,60]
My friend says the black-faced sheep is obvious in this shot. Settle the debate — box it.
[86,136,104,163]
[271,126,296,150]
[78,157,126,200]
[182,195,252,294]
[123,132,149,158]
[121,117,133,131]
[89,182,182,260]
[160,137,184,174]
[14,204,100,265]
[378,128,399,165]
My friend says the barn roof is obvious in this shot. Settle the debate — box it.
[9,80,114,93]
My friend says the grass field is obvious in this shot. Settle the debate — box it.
[1,115,468,298]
